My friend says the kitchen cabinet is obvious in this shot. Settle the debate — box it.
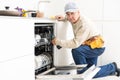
[0,54,34,80]
[0,16,34,80]
[0,17,34,62]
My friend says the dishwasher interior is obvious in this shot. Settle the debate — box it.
[35,23,54,75]
[34,22,101,80]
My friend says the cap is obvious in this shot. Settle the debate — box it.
[64,2,79,13]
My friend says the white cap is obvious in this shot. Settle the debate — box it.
[64,2,79,13]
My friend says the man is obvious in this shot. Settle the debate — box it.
[52,2,120,78]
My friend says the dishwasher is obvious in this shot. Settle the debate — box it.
[34,22,100,80]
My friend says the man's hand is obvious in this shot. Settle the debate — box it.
[55,15,65,21]
[51,38,56,45]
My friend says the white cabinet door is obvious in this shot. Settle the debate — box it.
[0,17,34,62]
[0,54,34,80]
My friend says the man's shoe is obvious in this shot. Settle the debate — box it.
[112,62,120,77]
[117,69,120,77]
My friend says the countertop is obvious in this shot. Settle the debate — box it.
[0,16,56,23]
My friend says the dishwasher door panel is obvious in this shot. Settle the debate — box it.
[36,65,100,80]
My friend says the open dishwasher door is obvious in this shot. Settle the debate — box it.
[36,65,101,80]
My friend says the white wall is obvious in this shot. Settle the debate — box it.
[102,0,120,66]
[0,0,39,10]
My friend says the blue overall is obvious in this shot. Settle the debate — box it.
[72,45,116,78]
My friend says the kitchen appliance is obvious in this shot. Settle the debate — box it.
[34,23,101,80]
